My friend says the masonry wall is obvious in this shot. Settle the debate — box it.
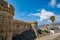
[13,20,32,35]
[0,11,13,40]
[0,0,14,40]
[0,0,38,40]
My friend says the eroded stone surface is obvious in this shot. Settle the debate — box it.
[0,11,13,40]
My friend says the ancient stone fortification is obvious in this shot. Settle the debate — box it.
[0,0,14,40]
[0,0,38,40]
[13,20,36,35]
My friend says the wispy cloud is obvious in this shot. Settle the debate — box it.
[57,3,60,8]
[55,15,60,22]
[15,11,28,16]
[29,13,40,16]
[36,9,41,11]
[48,0,60,8]
[48,0,56,8]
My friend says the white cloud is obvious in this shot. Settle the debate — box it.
[30,9,60,25]
[57,3,60,8]
[55,15,60,22]
[37,19,40,25]
[40,9,55,21]
[48,0,60,8]
[30,9,55,22]
[48,0,56,8]
[47,20,52,23]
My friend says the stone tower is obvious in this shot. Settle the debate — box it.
[0,0,14,40]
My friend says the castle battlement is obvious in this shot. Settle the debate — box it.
[0,0,14,15]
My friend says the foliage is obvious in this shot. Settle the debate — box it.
[38,29,42,34]
[50,16,55,22]
[43,30,49,33]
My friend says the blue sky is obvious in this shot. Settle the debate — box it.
[6,0,60,26]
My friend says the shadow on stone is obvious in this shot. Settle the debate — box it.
[12,30,37,40]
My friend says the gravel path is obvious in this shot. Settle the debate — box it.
[35,33,60,40]
[53,35,60,40]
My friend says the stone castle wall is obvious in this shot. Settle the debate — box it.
[13,20,32,35]
[0,0,14,40]
[0,11,13,40]
[0,11,38,40]
[0,0,38,40]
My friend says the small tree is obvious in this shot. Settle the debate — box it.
[38,29,42,35]
[50,16,55,30]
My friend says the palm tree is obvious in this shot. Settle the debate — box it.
[50,16,55,30]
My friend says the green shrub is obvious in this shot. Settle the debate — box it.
[44,30,49,33]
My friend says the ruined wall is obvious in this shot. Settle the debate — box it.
[0,0,14,40]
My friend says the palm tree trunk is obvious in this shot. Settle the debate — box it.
[52,21,54,30]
